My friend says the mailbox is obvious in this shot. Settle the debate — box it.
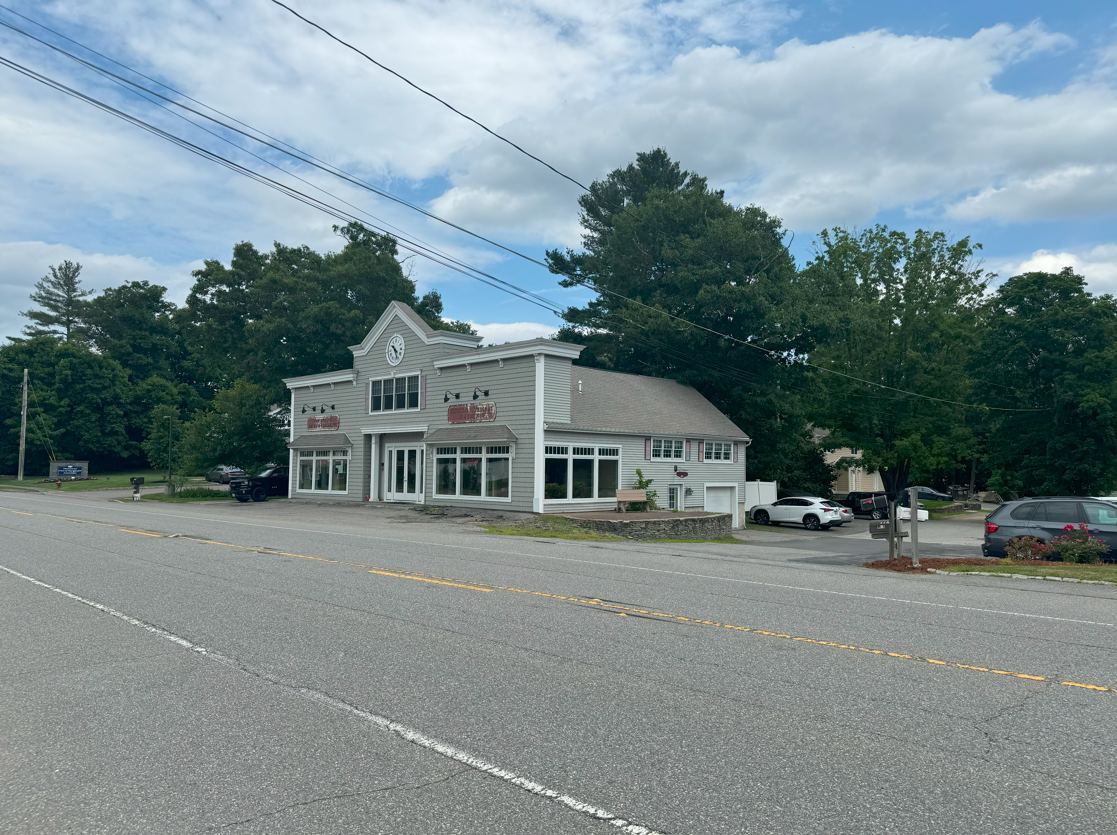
[870,519,907,540]
[130,477,144,487]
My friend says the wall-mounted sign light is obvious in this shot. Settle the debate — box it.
[472,387,490,400]
[301,403,335,414]
[443,391,461,403]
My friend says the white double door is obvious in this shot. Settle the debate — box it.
[385,445,423,502]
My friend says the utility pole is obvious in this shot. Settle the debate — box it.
[165,415,173,495]
[18,368,28,481]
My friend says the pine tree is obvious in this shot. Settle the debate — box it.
[20,260,93,340]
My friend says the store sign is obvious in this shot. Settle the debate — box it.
[448,402,496,424]
[675,471,688,478]
[307,415,340,431]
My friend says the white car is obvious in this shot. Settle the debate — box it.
[751,497,845,531]
[897,506,930,522]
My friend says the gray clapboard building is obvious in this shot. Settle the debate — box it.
[283,302,750,525]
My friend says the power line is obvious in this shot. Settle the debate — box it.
[266,0,592,195]
[0,15,1043,413]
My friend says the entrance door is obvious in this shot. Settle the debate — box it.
[385,446,423,502]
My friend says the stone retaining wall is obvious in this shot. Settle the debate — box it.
[570,513,732,541]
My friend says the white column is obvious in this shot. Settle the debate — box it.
[288,388,296,498]
[369,434,379,501]
[533,353,545,513]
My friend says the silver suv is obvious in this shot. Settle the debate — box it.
[983,497,1117,558]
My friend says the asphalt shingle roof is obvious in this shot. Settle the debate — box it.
[424,425,519,445]
[288,433,354,449]
[548,367,749,440]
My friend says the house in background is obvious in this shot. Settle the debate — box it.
[813,428,883,496]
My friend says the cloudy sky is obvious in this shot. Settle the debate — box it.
[1,0,1115,344]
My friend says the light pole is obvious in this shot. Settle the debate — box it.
[165,415,173,495]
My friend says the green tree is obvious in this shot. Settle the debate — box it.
[183,223,472,400]
[179,379,287,475]
[803,226,988,497]
[0,337,135,472]
[141,410,184,473]
[85,280,181,382]
[547,149,829,487]
[977,269,1117,496]
[20,260,93,341]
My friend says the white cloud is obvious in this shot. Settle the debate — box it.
[997,244,1117,295]
[0,241,200,342]
[466,320,559,344]
[1,2,1116,326]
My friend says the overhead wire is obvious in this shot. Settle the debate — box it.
[0,11,1043,412]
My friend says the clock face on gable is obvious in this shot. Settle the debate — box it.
[385,334,405,366]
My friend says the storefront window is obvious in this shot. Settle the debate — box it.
[598,458,619,498]
[545,445,620,501]
[332,454,348,492]
[298,452,314,491]
[572,456,594,498]
[434,445,513,499]
[461,447,482,496]
[436,447,458,496]
[486,455,509,498]
[545,456,568,499]
[297,449,350,492]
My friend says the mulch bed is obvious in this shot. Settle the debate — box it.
[864,556,1001,574]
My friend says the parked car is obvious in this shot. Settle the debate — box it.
[907,485,951,502]
[842,491,890,519]
[982,497,1117,558]
[230,465,290,502]
[206,465,244,484]
[821,500,853,525]
[752,497,845,531]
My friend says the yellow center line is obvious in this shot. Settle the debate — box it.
[5,505,1112,695]
[368,569,493,592]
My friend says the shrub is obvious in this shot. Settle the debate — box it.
[172,487,230,500]
[633,468,658,511]
[1049,524,1111,564]
[1004,536,1048,561]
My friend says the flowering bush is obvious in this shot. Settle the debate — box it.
[1004,536,1048,561]
[1048,524,1111,564]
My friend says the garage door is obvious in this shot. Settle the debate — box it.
[703,485,738,528]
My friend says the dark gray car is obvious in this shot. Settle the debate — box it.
[983,497,1117,558]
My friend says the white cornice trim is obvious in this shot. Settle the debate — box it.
[434,339,583,369]
[363,424,429,435]
[284,370,357,389]
[350,303,481,357]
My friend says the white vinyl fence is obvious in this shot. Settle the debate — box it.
[743,481,778,513]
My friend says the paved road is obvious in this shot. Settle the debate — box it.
[1,491,1114,834]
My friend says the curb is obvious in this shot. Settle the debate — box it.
[926,567,1117,586]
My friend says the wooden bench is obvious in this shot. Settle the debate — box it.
[615,489,649,512]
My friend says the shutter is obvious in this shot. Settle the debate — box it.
[698,442,705,462]
[733,443,738,463]
[367,380,373,414]
[419,374,426,409]
[685,440,691,461]
[644,438,651,460]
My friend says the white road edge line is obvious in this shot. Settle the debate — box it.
[0,563,668,835]
[4,495,1113,629]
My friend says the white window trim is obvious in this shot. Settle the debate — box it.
[432,445,514,503]
[295,448,351,494]
[368,372,422,415]
[650,437,685,461]
[703,441,734,463]
[543,444,622,502]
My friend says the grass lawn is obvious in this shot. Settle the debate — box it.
[0,470,209,492]
[484,515,626,542]
[921,499,957,509]
[938,561,1117,583]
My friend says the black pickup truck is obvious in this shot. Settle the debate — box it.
[230,466,289,502]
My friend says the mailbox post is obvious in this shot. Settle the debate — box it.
[909,486,920,568]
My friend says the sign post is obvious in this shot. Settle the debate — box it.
[909,486,920,568]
